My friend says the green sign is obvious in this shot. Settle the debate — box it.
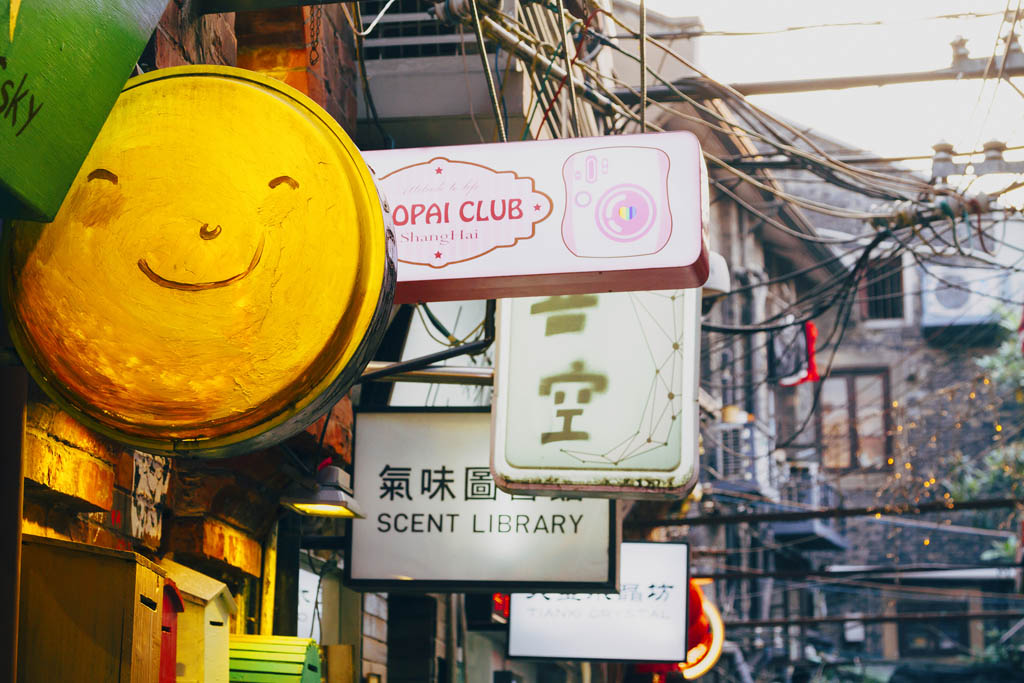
[0,0,165,220]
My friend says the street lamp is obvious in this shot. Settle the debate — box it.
[281,465,364,518]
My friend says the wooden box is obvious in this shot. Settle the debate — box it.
[229,635,321,682]
[158,558,237,683]
[18,535,165,683]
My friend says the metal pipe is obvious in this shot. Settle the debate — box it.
[361,363,493,386]
[479,16,620,117]
[358,338,492,383]
[359,300,495,384]
[554,0,582,136]
[470,0,508,142]
[638,0,646,132]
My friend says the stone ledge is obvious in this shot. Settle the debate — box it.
[163,515,262,578]
[23,422,115,513]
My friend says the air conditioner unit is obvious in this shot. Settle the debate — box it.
[920,264,1008,329]
[712,424,755,482]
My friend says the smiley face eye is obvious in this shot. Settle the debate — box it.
[87,169,119,185]
[269,175,299,189]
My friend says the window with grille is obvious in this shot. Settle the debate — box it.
[360,0,493,60]
[864,256,904,320]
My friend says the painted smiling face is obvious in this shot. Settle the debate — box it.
[3,67,394,456]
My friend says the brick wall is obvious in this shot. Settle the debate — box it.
[153,1,237,68]
[822,320,1004,568]
[236,4,358,133]
[364,592,389,682]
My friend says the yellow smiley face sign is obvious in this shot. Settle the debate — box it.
[2,66,395,457]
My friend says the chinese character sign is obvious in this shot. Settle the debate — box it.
[508,542,689,661]
[492,289,701,498]
[346,411,616,591]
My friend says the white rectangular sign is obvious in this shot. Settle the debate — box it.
[346,411,618,591]
[363,132,709,303]
[491,289,701,498]
[508,542,689,661]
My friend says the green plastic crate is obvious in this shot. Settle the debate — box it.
[229,634,321,683]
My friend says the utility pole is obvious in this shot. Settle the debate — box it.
[932,139,1024,179]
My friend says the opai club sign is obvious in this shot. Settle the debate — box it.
[378,157,553,268]
[345,410,618,592]
[365,131,709,303]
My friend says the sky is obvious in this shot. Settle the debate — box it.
[637,1,1024,180]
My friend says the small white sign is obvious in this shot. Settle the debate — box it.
[491,289,701,498]
[346,411,617,591]
[364,132,709,303]
[508,542,689,661]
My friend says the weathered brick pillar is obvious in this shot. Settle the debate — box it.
[236,5,358,132]
[153,1,237,67]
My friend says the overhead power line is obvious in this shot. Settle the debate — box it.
[627,496,1024,528]
[726,610,1024,629]
[694,564,1022,581]
[729,144,1024,169]
[613,10,1009,40]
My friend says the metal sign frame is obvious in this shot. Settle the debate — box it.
[491,289,702,499]
[506,540,691,663]
[344,407,620,593]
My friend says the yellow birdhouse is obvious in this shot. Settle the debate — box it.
[159,558,238,683]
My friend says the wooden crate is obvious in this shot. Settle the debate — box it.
[229,635,321,683]
[18,535,165,683]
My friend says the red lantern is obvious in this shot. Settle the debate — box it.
[632,580,724,680]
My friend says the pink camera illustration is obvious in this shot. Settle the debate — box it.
[561,146,673,257]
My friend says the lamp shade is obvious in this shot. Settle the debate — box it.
[282,465,364,519]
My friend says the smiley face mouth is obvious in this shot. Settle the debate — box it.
[137,234,266,292]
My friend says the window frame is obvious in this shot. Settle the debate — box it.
[815,366,893,472]
[861,252,913,328]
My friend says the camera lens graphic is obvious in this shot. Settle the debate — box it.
[595,184,656,242]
